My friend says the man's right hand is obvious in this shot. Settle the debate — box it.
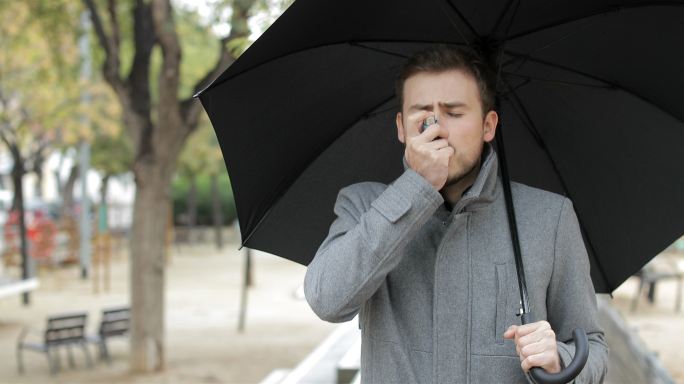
[403,111,454,191]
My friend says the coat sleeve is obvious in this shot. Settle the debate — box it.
[546,198,609,383]
[304,168,443,323]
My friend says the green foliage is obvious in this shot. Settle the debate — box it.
[90,129,133,177]
[171,170,237,226]
[0,1,81,158]
[177,120,224,176]
[177,8,221,99]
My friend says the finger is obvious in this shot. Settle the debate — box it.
[404,111,434,138]
[521,351,554,372]
[419,124,449,143]
[423,139,449,150]
[503,325,517,339]
[408,123,444,144]
[520,338,555,359]
[519,328,555,348]
[515,321,550,338]
[436,146,454,158]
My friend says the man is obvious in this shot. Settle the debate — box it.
[304,45,608,383]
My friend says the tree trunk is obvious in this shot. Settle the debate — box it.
[11,155,30,305]
[129,160,174,372]
[99,174,110,233]
[32,149,45,200]
[82,0,258,373]
[61,164,79,220]
[34,168,43,200]
[211,173,223,249]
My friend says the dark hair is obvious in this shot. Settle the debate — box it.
[395,45,496,116]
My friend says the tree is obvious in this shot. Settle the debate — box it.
[176,122,227,246]
[91,128,133,214]
[82,0,258,371]
[0,1,87,304]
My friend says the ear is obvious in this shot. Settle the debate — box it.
[396,111,406,144]
[483,110,498,142]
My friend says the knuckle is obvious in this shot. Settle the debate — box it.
[521,346,530,357]
[528,354,539,365]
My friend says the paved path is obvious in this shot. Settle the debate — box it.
[0,240,335,383]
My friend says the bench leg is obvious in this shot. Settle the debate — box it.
[46,348,60,375]
[100,339,112,364]
[80,341,93,368]
[67,345,76,368]
[631,278,646,313]
[97,341,106,361]
[647,281,657,303]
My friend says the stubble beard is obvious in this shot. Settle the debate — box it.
[444,158,480,188]
[443,142,484,188]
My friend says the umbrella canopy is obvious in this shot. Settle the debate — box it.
[198,0,684,294]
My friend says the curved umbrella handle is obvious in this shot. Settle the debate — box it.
[528,328,589,384]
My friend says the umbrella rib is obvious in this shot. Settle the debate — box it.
[503,72,613,90]
[200,39,473,95]
[498,78,532,105]
[504,51,684,127]
[349,42,410,60]
[501,78,614,291]
[495,0,522,93]
[491,0,517,37]
[200,3,684,98]
[351,41,472,61]
[436,0,478,44]
[238,93,399,253]
[506,2,684,42]
[513,17,604,59]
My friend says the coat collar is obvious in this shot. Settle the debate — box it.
[402,142,500,213]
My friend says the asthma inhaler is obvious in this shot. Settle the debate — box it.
[421,116,438,133]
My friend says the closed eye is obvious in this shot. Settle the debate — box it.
[447,113,463,117]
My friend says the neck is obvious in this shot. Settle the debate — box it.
[441,159,482,208]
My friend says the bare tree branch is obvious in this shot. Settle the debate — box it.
[124,0,156,159]
[82,0,123,89]
[107,0,120,53]
[180,36,235,130]
[150,0,181,119]
[0,128,11,149]
[189,35,234,100]
[181,0,257,129]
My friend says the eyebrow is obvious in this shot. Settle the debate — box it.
[408,101,467,111]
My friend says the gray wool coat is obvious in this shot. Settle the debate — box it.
[304,143,608,383]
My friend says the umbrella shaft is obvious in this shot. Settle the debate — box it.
[495,122,532,323]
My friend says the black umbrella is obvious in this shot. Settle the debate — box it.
[198,0,684,382]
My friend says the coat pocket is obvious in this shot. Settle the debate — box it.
[471,355,528,383]
[368,337,432,384]
[495,263,507,345]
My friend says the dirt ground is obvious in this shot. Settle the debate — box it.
[0,238,335,384]
[0,236,682,383]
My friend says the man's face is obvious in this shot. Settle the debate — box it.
[396,69,498,187]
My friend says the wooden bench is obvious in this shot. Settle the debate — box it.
[0,277,39,300]
[16,311,93,374]
[88,306,130,363]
